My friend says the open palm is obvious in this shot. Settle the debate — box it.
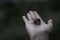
[22,11,53,40]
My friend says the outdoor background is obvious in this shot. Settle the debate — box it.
[0,0,60,40]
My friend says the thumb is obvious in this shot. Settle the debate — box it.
[48,19,53,27]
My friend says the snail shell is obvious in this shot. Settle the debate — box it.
[33,19,41,25]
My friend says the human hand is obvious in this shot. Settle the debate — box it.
[22,11,53,39]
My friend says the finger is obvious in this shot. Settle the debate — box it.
[22,16,28,23]
[27,13,32,21]
[33,11,41,20]
[33,11,45,24]
[33,11,40,18]
[29,11,36,19]
[48,19,53,27]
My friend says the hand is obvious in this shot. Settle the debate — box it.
[22,11,53,39]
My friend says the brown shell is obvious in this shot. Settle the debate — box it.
[33,19,41,25]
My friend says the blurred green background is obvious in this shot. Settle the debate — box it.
[0,0,60,40]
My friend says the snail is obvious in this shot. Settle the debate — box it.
[33,19,41,25]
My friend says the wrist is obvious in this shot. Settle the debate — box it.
[30,32,49,40]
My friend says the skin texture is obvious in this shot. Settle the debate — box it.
[22,11,53,40]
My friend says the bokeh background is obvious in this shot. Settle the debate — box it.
[0,0,60,40]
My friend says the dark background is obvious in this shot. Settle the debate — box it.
[0,0,60,40]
